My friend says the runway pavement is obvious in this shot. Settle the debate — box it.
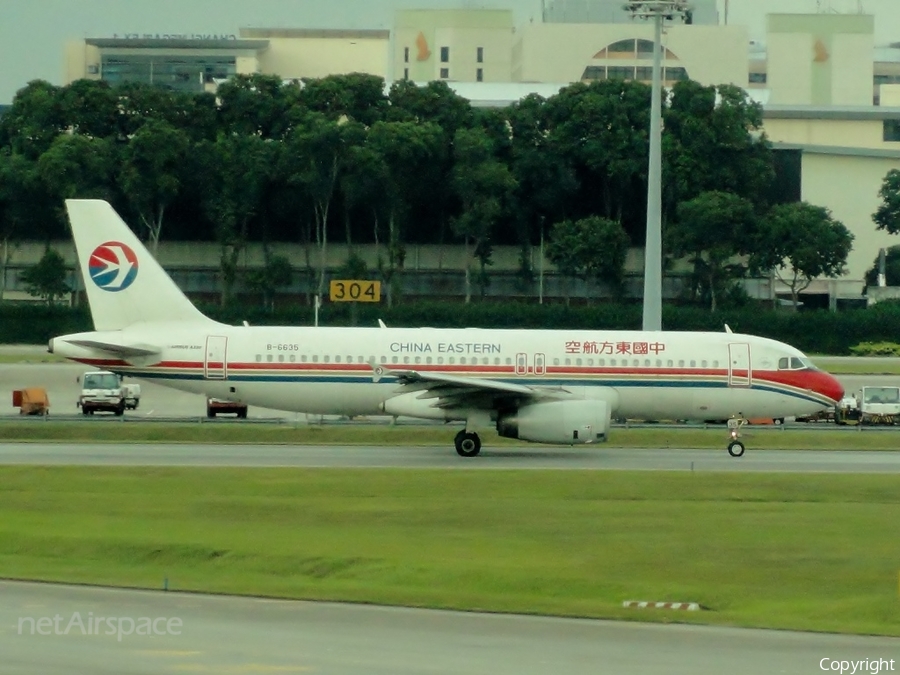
[2,442,900,471]
[3,581,898,675]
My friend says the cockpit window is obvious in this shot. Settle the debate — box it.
[777,356,818,371]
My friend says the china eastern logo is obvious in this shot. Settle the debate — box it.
[88,242,139,291]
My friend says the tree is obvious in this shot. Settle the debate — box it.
[451,127,516,302]
[245,254,292,312]
[19,249,70,305]
[216,74,297,139]
[0,80,65,158]
[751,202,854,310]
[863,245,900,288]
[118,120,190,255]
[873,168,900,234]
[37,134,116,203]
[543,80,650,240]
[367,120,445,307]
[300,73,388,126]
[663,82,774,219]
[281,115,362,301]
[197,134,275,305]
[668,191,757,311]
[546,216,630,304]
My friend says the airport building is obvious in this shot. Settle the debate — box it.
[50,7,900,305]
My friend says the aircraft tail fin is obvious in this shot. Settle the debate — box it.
[65,199,213,331]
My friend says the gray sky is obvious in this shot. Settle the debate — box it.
[1,0,899,103]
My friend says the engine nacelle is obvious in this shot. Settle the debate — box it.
[496,400,610,445]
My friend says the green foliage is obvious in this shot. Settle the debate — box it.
[245,255,293,311]
[751,201,853,310]
[873,168,900,234]
[546,217,630,301]
[669,191,756,311]
[848,341,900,356]
[863,245,900,288]
[18,249,70,305]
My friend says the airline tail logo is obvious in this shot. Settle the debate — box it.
[88,242,139,292]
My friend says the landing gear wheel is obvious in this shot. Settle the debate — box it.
[454,430,481,457]
[727,440,745,457]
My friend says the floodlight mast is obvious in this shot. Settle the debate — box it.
[623,1,691,331]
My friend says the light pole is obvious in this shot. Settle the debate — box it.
[623,1,691,331]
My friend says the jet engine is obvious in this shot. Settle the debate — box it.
[496,400,610,444]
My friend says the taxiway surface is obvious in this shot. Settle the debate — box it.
[1,442,900,471]
[4,581,898,675]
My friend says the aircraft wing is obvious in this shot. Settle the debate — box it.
[389,370,570,410]
[63,339,161,359]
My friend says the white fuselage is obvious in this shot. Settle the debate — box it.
[53,323,840,423]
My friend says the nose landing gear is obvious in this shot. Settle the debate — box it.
[726,415,747,457]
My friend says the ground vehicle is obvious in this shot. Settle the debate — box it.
[122,383,141,410]
[207,397,248,418]
[13,388,50,415]
[78,371,131,415]
[835,387,900,425]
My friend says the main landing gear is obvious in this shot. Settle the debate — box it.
[454,429,482,457]
[726,415,747,457]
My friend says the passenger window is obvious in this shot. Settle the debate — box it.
[426,357,433,364]
[414,356,421,364]
[267,354,273,363]
[587,358,594,366]
[312,355,319,363]
[553,358,560,366]
[483,358,489,365]
[403,356,410,364]
[678,360,684,367]
[576,358,582,366]
[712,360,718,368]
[289,354,296,363]
[460,357,467,365]
[655,359,661,367]
[437,357,444,365]
[494,357,500,365]
[505,358,512,365]
[302,355,307,363]
[449,357,456,364]
[391,356,398,364]
[255,354,261,362]
[278,354,284,362]
[633,359,639,367]
[610,359,616,366]
[324,356,330,363]
[380,356,387,364]
[565,358,571,366]
[690,360,696,368]
[335,356,341,363]
[701,360,707,368]
[667,360,673,367]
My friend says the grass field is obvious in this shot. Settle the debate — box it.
[0,467,898,636]
[0,420,898,450]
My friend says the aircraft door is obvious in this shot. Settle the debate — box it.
[205,335,228,380]
[534,353,546,376]
[515,353,527,376]
[728,343,751,387]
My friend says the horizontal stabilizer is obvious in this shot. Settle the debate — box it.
[64,339,161,358]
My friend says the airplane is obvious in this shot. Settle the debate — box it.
[49,199,844,458]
